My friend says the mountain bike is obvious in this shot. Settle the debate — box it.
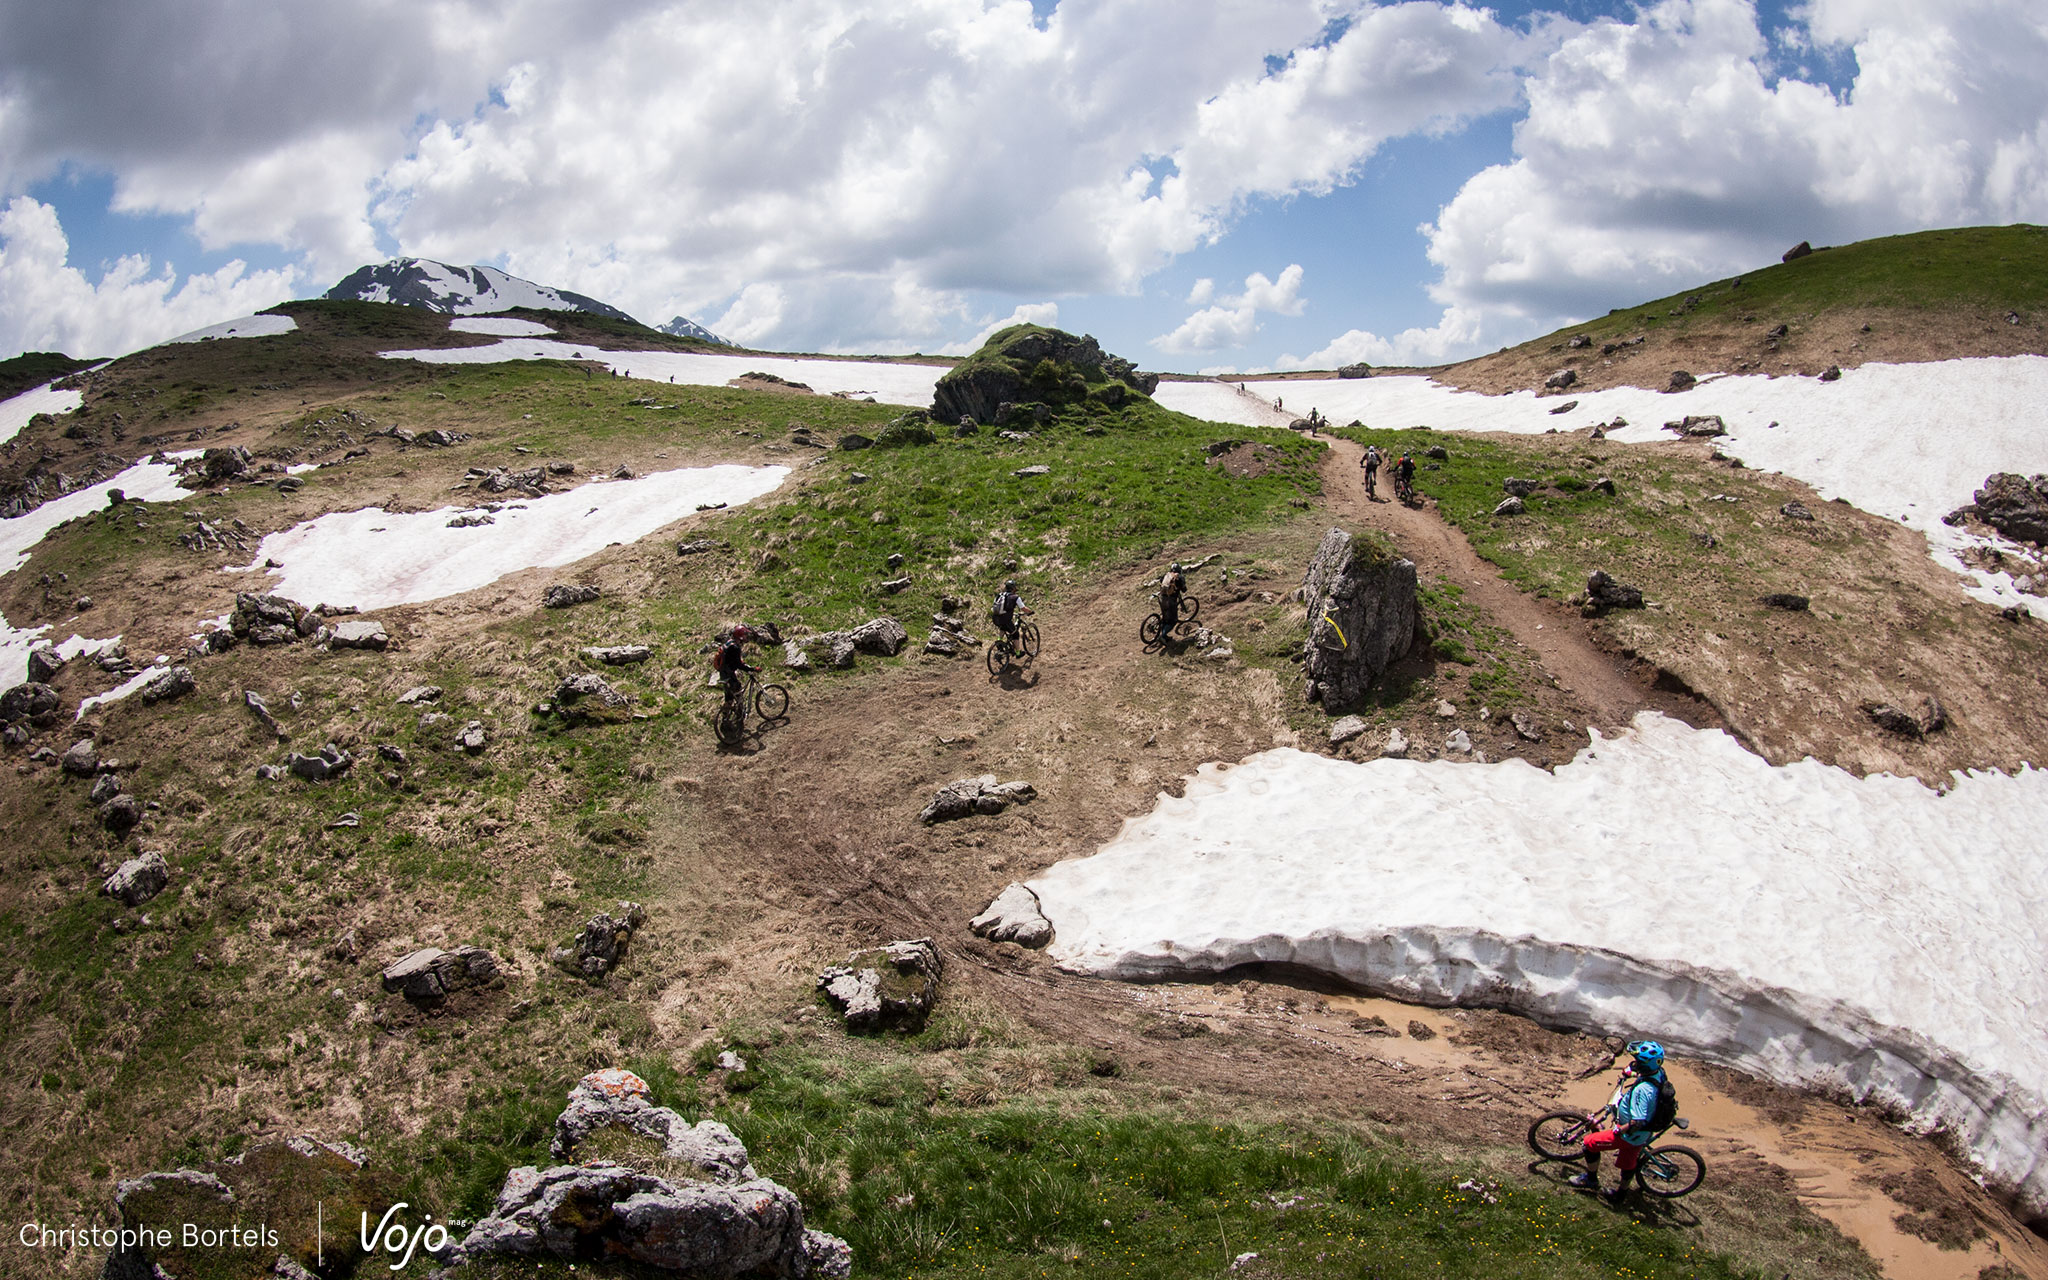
[1139,594,1201,645]
[985,621,1041,675]
[1393,472,1417,506]
[714,670,790,745]
[1527,1106,1705,1198]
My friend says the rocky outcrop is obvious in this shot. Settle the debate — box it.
[1300,527,1420,709]
[327,619,388,651]
[138,666,195,703]
[380,945,501,1003]
[1783,240,1813,262]
[2,680,63,727]
[103,852,169,907]
[541,583,601,609]
[1502,477,1539,497]
[1950,473,2048,546]
[1581,570,1645,615]
[970,883,1053,947]
[285,743,353,781]
[818,939,942,1033]
[553,902,646,979]
[555,671,629,712]
[919,775,1035,824]
[932,324,1156,424]
[1666,370,1698,393]
[580,644,652,665]
[1668,414,1726,437]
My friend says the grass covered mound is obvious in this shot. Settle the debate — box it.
[932,323,1159,426]
[0,350,102,400]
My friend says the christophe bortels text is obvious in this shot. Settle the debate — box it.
[18,1222,280,1251]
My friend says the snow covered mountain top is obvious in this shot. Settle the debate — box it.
[325,258,638,323]
[658,314,732,346]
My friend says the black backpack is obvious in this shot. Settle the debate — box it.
[1635,1073,1678,1133]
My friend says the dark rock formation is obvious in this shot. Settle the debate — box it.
[1582,570,1645,614]
[932,324,1156,425]
[920,775,1035,824]
[1300,527,1419,709]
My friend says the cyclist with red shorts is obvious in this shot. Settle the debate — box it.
[1570,1039,1674,1203]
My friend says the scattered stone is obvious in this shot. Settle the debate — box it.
[327,812,361,830]
[1445,729,1473,755]
[1436,700,1457,718]
[62,738,98,776]
[817,938,942,1032]
[103,851,170,906]
[138,666,195,704]
[676,538,726,556]
[243,689,286,738]
[1783,241,1813,262]
[553,902,646,979]
[99,794,144,832]
[580,645,652,665]
[1665,370,1697,393]
[1593,476,1616,495]
[1383,728,1409,759]
[1819,365,1842,382]
[1351,1015,1399,1036]
[456,721,488,753]
[1861,697,1946,739]
[1669,414,1726,437]
[1012,464,1051,478]
[1503,477,1540,497]
[970,883,1053,948]
[0,681,61,726]
[715,1051,748,1072]
[1582,570,1645,614]
[286,743,354,781]
[781,639,813,671]
[1760,592,1810,611]
[328,619,389,651]
[1548,399,1578,415]
[75,596,93,611]
[845,616,908,657]
[90,772,121,804]
[1780,501,1816,521]
[1328,715,1369,747]
[838,433,874,451]
[1493,496,1525,516]
[920,775,1036,824]
[1543,368,1577,392]
[541,583,601,609]
[550,1069,758,1181]
[380,945,501,1003]
[376,743,408,765]
[397,685,442,705]
[1424,445,1449,461]
[847,471,870,484]
[446,511,495,529]
[26,644,65,683]
[1337,362,1373,379]
[1510,710,1543,742]
[1958,473,2048,545]
[1407,1019,1437,1040]
[880,576,913,594]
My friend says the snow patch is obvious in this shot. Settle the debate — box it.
[0,381,86,447]
[1031,713,2048,1218]
[450,316,556,337]
[76,665,168,720]
[163,313,298,344]
[378,338,944,406]
[1,458,196,574]
[238,464,788,610]
[0,631,122,694]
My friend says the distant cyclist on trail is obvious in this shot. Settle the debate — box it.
[990,580,1033,647]
[1158,563,1188,633]
[1394,452,1417,501]
[1570,1039,1676,1203]
[1361,444,1381,498]
[712,624,763,706]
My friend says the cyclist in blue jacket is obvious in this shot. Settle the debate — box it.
[1570,1039,1672,1203]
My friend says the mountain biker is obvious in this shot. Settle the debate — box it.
[1158,563,1187,633]
[1570,1039,1674,1203]
[713,624,761,704]
[990,580,1033,648]
[1394,452,1417,501]
[1361,445,1381,497]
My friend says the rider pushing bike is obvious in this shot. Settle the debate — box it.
[1571,1039,1675,1203]
[1158,563,1187,633]
[712,624,763,706]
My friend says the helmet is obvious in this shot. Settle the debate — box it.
[1004,580,1017,591]
[1170,563,1182,572]
[1627,1040,1666,1069]
[731,624,752,642]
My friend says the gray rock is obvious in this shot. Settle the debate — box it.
[1666,370,1697,393]
[1780,501,1815,521]
[1583,570,1644,614]
[380,945,500,1002]
[63,738,98,776]
[809,631,859,668]
[1012,464,1051,478]
[580,644,652,665]
[1967,473,2048,546]
[880,575,913,594]
[396,685,441,705]
[1668,414,1726,437]
[243,689,285,738]
[556,672,629,708]
[417,710,451,732]
[1493,496,1525,516]
[1819,365,1842,382]
[328,619,389,651]
[541,583,601,609]
[923,629,959,656]
[676,538,726,556]
[1445,729,1473,755]
[1384,728,1410,759]
[553,902,645,979]
[456,721,488,753]
[1300,528,1420,711]
[26,644,65,683]
[920,775,1034,824]
[100,794,144,831]
[231,592,308,642]
[550,1068,760,1180]
[1502,477,1540,497]
[103,852,170,906]
[1862,696,1945,739]
[1543,368,1577,392]
[138,666,195,704]
[970,883,1053,948]
[817,938,942,1032]
[1510,710,1543,743]
[1760,592,1810,611]
[90,772,121,804]
[849,616,908,656]
[0,681,61,724]
[1594,477,1616,495]
[1327,715,1369,747]
[781,639,812,671]
[286,743,353,781]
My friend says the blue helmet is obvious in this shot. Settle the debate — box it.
[1628,1040,1666,1069]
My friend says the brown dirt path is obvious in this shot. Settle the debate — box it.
[1318,436,1724,735]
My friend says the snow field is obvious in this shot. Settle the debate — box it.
[164,313,299,344]
[1154,359,2048,617]
[0,633,123,700]
[1028,712,2048,1217]
[1,380,86,447]
[450,316,556,337]
[1,458,195,576]
[378,337,946,405]
[238,464,790,610]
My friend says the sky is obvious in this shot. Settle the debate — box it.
[2,0,2045,374]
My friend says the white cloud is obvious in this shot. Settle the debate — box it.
[1276,305,1487,370]
[0,197,301,358]
[1154,263,1304,354]
[1186,277,1214,306]
[938,301,1060,357]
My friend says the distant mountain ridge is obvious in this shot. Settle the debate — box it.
[325,258,640,323]
[658,315,733,346]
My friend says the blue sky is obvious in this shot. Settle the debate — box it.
[2,0,2043,371]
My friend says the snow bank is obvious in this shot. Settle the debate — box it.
[239,463,789,610]
[76,664,168,720]
[0,381,86,447]
[378,338,946,406]
[1156,359,2048,617]
[1030,713,2048,1219]
[0,632,122,696]
[1,458,195,575]
[164,313,298,344]
[450,316,555,337]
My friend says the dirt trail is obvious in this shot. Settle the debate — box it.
[1318,437,1722,734]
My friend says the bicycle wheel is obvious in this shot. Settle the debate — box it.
[986,641,1008,676]
[1020,621,1041,658]
[1528,1111,1596,1161]
[1181,596,1200,625]
[1139,614,1163,645]
[754,683,789,720]
[1636,1145,1705,1198]
[713,698,746,746]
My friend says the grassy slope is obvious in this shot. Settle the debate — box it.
[0,351,102,400]
[0,312,1886,1279]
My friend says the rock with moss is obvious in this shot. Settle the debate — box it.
[932,324,1157,425]
[1300,527,1421,710]
[550,1069,757,1180]
[552,902,645,979]
[818,938,942,1032]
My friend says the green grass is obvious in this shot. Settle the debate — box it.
[0,350,101,399]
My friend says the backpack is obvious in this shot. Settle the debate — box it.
[710,646,729,672]
[1633,1074,1678,1134]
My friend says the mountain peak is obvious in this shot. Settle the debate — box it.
[658,314,733,346]
[324,258,639,324]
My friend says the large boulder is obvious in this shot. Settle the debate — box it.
[103,851,170,907]
[848,616,908,656]
[231,592,310,644]
[550,1069,756,1180]
[970,883,1053,948]
[552,902,646,979]
[1300,527,1420,709]
[919,775,1035,824]
[379,945,501,1003]
[328,619,389,651]
[818,939,943,1032]
[932,324,1156,424]
[138,666,196,704]
[0,681,62,725]
[1966,473,2048,546]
